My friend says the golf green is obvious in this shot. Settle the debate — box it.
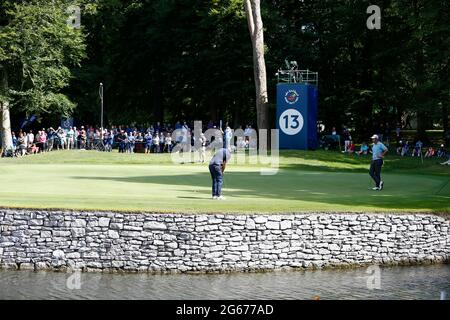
[0,150,448,213]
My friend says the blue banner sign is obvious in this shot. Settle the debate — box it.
[276,83,318,150]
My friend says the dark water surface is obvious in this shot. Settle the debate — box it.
[0,264,449,300]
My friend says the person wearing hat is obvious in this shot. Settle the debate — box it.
[370,134,388,190]
[437,144,446,158]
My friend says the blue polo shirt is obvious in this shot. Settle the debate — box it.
[372,142,387,160]
[210,148,231,165]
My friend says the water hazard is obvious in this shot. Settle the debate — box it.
[0,264,448,300]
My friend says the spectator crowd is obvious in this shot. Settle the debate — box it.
[3,121,258,159]
[3,120,449,165]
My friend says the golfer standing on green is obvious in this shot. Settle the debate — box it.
[370,134,388,191]
[209,147,231,200]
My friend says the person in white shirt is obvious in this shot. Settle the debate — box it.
[152,133,160,153]
[199,133,207,162]
[237,136,247,150]
[57,128,66,150]
[244,125,252,138]
[180,124,188,144]
[164,134,172,153]
[66,127,75,150]
[225,125,232,151]
[27,130,34,146]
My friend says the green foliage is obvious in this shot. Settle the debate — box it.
[0,0,86,116]
[257,0,449,141]
[69,0,254,126]
[2,0,448,140]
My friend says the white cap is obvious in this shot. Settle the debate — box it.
[371,134,379,139]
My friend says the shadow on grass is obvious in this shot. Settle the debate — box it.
[279,151,449,176]
[280,150,370,164]
[71,170,450,212]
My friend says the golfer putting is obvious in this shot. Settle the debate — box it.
[369,134,388,191]
[209,147,231,200]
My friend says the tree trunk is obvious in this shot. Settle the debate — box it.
[0,65,13,155]
[1,101,13,155]
[244,0,269,130]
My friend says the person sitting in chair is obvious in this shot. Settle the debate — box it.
[437,145,446,158]
[424,147,435,158]
[401,141,409,157]
[358,142,369,156]
[29,143,39,154]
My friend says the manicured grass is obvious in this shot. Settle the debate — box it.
[0,150,448,213]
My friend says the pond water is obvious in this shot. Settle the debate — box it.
[0,264,448,300]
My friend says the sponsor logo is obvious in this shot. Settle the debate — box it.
[284,90,299,104]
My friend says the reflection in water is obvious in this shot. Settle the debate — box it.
[0,264,449,300]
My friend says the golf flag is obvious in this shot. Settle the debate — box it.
[20,115,37,129]
[61,118,74,130]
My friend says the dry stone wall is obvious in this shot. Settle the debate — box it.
[0,209,448,272]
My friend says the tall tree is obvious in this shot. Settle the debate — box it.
[0,64,12,153]
[244,0,269,130]
[71,0,256,127]
[0,0,85,155]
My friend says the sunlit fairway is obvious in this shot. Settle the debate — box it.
[0,150,448,213]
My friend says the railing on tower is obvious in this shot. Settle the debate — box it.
[276,60,318,86]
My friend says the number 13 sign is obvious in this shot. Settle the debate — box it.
[276,83,318,150]
[279,109,304,136]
